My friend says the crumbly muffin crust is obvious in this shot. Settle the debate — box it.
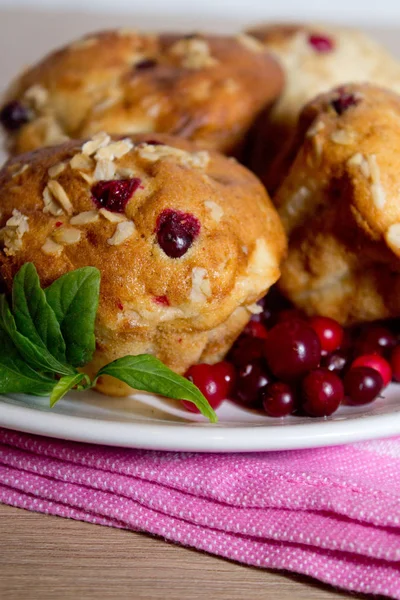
[0,30,283,157]
[247,23,400,192]
[273,83,400,325]
[0,132,286,395]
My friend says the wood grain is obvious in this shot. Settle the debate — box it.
[0,504,366,600]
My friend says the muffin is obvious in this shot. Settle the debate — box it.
[273,83,400,326]
[0,29,283,158]
[0,132,286,395]
[246,23,400,192]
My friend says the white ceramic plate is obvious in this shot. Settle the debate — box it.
[1,17,400,452]
[1,385,400,452]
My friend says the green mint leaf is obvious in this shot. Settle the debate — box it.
[97,354,218,423]
[0,294,75,376]
[0,328,55,396]
[76,373,93,391]
[45,267,100,367]
[50,372,88,407]
[12,263,66,363]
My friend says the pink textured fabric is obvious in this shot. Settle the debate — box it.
[1,428,400,598]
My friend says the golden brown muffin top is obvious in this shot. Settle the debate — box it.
[272,84,400,324]
[275,83,400,255]
[0,30,284,156]
[247,22,400,130]
[0,132,286,335]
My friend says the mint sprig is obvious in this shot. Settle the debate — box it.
[0,294,74,376]
[50,372,90,407]
[0,329,55,396]
[0,263,217,423]
[98,355,217,423]
[13,263,67,363]
[45,267,100,367]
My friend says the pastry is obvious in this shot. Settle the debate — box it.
[0,30,283,157]
[0,132,286,395]
[273,83,400,325]
[246,23,400,192]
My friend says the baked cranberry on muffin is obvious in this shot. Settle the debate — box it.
[0,29,283,157]
[273,83,400,325]
[246,23,400,192]
[0,132,286,395]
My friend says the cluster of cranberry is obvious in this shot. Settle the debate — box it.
[183,288,400,418]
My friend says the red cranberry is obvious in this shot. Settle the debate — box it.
[344,367,384,406]
[233,360,273,407]
[0,101,30,131]
[385,319,400,336]
[309,316,343,353]
[156,209,200,258]
[331,92,359,115]
[301,368,344,417]
[251,297,273,327]
[229,336,266,367]
[243,320,268,339]
[92,179,141,212]
[321,349,349,375]
[308,33,335,53]
[351,354,392,387]
[261,286,292,327]
[183,361,235,412]
[264,320,321,381]
[153,295,169,306]
[275,308,306,324]
[339,328,355,353]
[143,140,165,146]
[391,346,400,382]
[135,58,157,70]
[356,325,397,357]
[261,382,295,417]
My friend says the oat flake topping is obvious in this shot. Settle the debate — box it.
[205,200,223,222]
[0,209,29,256]
[95,139,134,161]
[24,84,48,110]
[190,267,211,303]
[41,238,63,256]
[82,132,111,156]
[107,220,136,246]
[137,143,209,169]
[70,153,94,171]
[170,38,218,69]
[44,180,73,215]
[70,210,99,225]
[53,226,81,245]
[367,155,386,209]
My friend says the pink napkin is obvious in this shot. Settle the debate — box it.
[1,428,400,598]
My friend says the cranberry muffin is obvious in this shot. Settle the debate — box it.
[246,23,400,192]
[273,83,400,325]
[0,29,283,158]
[0,132,286,395]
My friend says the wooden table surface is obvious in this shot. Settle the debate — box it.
[0,9,398,600]
[0,503,362,600]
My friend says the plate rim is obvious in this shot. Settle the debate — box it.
[1,396,400,452]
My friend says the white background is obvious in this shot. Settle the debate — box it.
[1,0,400,25]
